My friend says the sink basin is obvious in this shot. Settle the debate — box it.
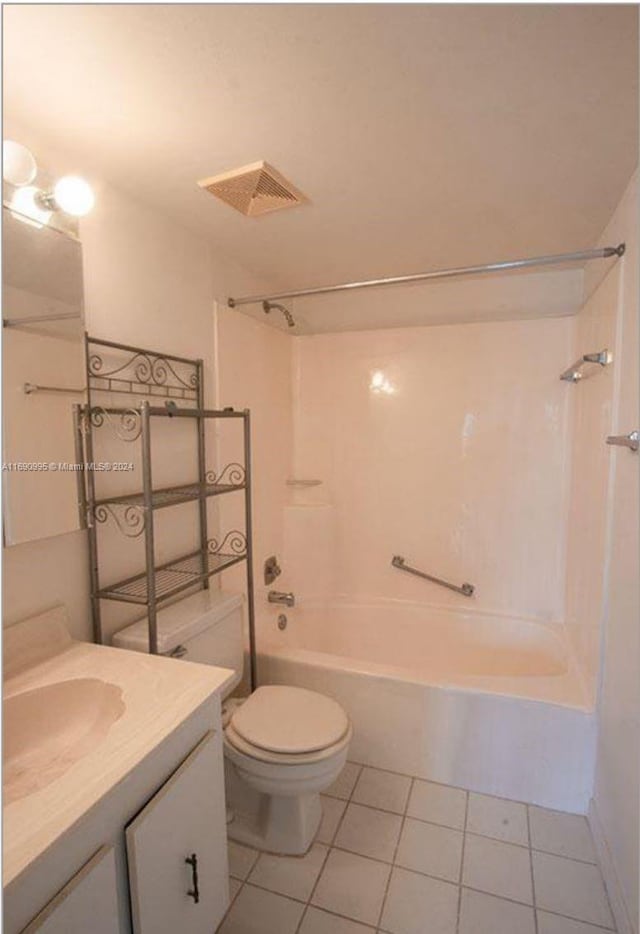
[3,678,125,805]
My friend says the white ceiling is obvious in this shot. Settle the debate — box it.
[3,4,638,326]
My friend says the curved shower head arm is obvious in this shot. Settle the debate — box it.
[262,300,296,328]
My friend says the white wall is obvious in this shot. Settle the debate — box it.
[2,122,280,642]
[290,316,574,623]
[590,172,639,934]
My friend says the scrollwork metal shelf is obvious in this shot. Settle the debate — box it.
[98,533,248,606]
[79,335,257,690]
[87,336,200,402]
[95,465,246,513]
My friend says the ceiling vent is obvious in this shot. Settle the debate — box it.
[198,161,308,218]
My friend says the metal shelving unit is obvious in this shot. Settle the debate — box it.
[78,335,257,689]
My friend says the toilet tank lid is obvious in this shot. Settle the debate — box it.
[112,589,243,654]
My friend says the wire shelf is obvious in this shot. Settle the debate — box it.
[99,538,247,606]
[95,465,246,513]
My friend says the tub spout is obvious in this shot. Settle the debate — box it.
[268,590,296,608]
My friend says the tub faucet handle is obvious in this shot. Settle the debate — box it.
[264,555,282,585]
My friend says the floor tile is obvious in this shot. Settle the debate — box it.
[228,841,259,880]
[466,792,529,845]
[218,883,304,934]
[529,807,596,862]
[229,877,243,902]
[299,906,376,934]
[326,762,362,800]
[462,833,533,904]
[335,803,403,861]
[316,795,347,844]
[379,867,458,934]
[352,767,412,814]
[395,817,463,883]
[248,843,328,901]
[458,888,536,934]
[406,780,467,830]
[311,847,391,926]
[532,851,614,928]
[537,910,616,933]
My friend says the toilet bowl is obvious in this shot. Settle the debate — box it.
[223,685,352,854]
[113,591,352,856]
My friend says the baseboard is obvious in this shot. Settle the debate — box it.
[588,798,637,934]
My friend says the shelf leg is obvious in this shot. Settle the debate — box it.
[141,401,158,654]
[196,359,209,588]
[82,351,104,645]
[244,411,257,692]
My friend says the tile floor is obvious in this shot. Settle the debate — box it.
[217,762,616,934]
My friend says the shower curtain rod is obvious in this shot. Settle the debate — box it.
[227,243,625,308]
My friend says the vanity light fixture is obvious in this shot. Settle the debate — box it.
[3,140,95,222]
[2,140,37,187]
[9,185,52,228]
[35,175,95,218]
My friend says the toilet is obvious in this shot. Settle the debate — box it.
[113,589,352,855]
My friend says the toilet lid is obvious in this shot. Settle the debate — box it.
[231,685,350,754]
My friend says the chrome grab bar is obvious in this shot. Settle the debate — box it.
[606,430,639,453]
[391,555,475,597]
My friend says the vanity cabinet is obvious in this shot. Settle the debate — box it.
[126,732,229,934]
[6,711,230,934]
[21,847,119,934]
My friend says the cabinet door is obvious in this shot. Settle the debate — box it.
[21,847,120,934]
[126,731,229,934]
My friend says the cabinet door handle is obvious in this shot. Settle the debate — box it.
[185,853,200,904]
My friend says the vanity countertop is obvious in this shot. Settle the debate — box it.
[3,606,234,888]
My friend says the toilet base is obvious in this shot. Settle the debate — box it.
[226,791,322,856]
[224,755,322,855]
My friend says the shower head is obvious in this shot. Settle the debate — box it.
[262,300,295,328]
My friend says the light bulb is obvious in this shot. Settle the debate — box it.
[3,140,37,186]
[53,175,95,216]
[10,186,52,227]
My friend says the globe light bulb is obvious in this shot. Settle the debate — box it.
[3,140,37,187]
[53,175,95,216]
[10,185,52,227]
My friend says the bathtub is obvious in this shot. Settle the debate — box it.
[257,599,596,812]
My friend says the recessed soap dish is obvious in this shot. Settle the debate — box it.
[286,478,322,487]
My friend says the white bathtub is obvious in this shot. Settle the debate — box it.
[258,599,596,812]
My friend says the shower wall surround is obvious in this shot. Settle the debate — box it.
[565,265,621,704]
[290,315,574,623]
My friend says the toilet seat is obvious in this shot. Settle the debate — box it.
[225,720,352,765]
[229,685,350,756]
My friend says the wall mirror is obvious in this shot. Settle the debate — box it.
[2,204,86,545]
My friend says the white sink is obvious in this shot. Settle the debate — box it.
[3,678,125,805]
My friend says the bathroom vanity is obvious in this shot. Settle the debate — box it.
[3,606,235,934]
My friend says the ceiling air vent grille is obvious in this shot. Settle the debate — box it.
[198,161,308,217]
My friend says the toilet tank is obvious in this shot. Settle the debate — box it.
[113,589,245,694]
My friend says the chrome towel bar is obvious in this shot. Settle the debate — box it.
[606,430,639,453]
[23,382,84,395]
[391,555,475,597]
